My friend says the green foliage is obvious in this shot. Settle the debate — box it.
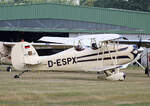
[0,0,76,5]
[80,0,96,6]
[93,0,150,12]
[0,0,149,12]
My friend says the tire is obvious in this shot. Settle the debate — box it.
[7,67,12,72]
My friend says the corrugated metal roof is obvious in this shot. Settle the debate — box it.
[0,3,150,34]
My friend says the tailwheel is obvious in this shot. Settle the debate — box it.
[14,75,20,78]
[14,70,28,79]
[7,66,12,72]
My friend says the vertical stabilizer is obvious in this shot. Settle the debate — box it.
[11,42,40,70]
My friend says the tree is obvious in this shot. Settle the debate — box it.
[80,0,95,6]
[93,0,150,12]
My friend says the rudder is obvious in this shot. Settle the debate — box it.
[11,42,40,70]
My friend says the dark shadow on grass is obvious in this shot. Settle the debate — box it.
[52,76,106,82]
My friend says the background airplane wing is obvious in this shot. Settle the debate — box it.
[3,42,73,49]
[3,42,17,47]
[38,37,74,45]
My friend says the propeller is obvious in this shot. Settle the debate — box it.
[145,49,150,77]
[137,37,142,48]
[138,36,150,77]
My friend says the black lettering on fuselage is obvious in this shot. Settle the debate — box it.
[48,60,53,67]
[48,57,77,68]
[62,58,67,65]
[72,57,77,64]
[56,59,62,66]
[67,58,72,64]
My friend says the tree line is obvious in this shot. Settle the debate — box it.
[81,0,150,12]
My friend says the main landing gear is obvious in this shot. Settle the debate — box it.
[97,69,126,81]
[14,70,28,78]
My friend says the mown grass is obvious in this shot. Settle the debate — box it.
[0,66,150,106]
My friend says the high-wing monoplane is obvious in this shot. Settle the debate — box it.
[11,34,143,81]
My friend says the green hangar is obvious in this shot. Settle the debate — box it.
[0,3,150,42]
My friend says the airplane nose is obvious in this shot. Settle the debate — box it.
[133,45,138,50]
[132,45,144,54]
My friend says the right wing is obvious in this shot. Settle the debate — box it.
[38,34,121,46]
[119,39,150,48]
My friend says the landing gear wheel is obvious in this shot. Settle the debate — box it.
[14,75,20,78]
[7,66,12,72]
[13,70,28,79]
[106,72,126,81]
[145,67,150,77]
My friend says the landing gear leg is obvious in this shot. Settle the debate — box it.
[14,70,28,78]
[104,70,109,76]
[145,67,150,77]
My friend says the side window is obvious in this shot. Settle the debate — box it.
[74,40,84,51]
[91,43,98,50]
[91,38,98,50]
[75,45,84,51]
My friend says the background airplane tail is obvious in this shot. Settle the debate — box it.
[11,42,40,70]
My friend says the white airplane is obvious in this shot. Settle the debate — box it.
[11,34,143,81]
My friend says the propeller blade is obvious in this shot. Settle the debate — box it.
[137,37,142,48]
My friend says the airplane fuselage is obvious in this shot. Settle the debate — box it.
[26,44,138,71]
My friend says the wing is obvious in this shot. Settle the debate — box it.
[3,42,72,49]
[119,39,150,48]
[38,37,74,45]
[76,34,121,41]
[39,34,121,46]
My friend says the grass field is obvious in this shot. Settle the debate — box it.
[0,66,150,106]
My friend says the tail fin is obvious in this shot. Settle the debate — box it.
[11,42,40,70]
